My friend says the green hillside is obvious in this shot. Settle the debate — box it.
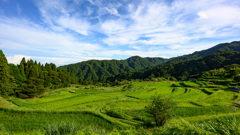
[1,41,240,134]
[108,51,240,82]
[198,64,240,86]
[0,81,240,134]
[0,50,78,98]
[59,56,167,81]
[167,41,240,63]
[60,41,240,82]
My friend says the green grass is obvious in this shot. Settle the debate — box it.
[0,81,240,134]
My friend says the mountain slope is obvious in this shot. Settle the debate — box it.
[167,41,240,63]
[60,41,240,82]
[59,56,167,81]
[107,51,240,81]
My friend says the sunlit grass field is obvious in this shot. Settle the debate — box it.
[0,81,240,134]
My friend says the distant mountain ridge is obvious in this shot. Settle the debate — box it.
[60,41,240,81]
[167,41,240,63]
[107,51,240,81]
[59,56,167,81]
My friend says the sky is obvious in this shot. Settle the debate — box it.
[0,0,240,66]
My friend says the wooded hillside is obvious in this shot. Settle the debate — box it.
[0,50,78,98]
[59,56,167,81]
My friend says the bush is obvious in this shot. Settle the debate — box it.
[145,94,176,127]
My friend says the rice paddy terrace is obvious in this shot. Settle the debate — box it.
[0,81,240,134]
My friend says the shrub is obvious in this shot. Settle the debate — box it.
[145,94,176,127]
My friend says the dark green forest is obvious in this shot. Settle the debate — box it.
[0,50,78,98]
[198,64,240,86]
[107,51,240,82]
[60,41,240,82]
[166,41,240,64]
[59,56,167,81]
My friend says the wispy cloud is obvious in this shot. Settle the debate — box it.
[0,17,101,59]
[1,0,240,65]
[7,55,112,66]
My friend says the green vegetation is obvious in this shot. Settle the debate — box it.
[145,95,176,127]
[60,41,240,82]
[1,41,240,134]
[0,50,14,96]
[167,41,240,64]
[108,51,240,82]
[0,80,240,134]
[59,56,167,81]
[0,50,78,98]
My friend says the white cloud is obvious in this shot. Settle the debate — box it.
[103,36,134,46]
[197,12,208,19]
[58,16,90,35]
[196,6,240,28]
[33,0,240,50]
[7,55,31,65]
[169,44,182,49]
[139,40,152,45]
[0,17,101,59]
[147,33,191,45]
[101,20,126,34]
[98,0,240,48]
[1,0,240,65]
[105,8,120,16]
[7,55,112,66]
[35,0,92,35]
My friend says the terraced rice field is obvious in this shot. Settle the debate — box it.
[0,81,240,134]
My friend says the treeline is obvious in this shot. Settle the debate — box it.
[0,50,78,98]
[166,41,240,64]
[60,41,240,83]
[59,56,167,81]
[106,51,240,82]
[198,64,240,85]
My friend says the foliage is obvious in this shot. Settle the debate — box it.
[59,56,167,81]
[145,95,176,127]
[0,81,240,134]
[0,50,14,96]
[234,75,240,82]
[108,51,240,82]
[166,41,240,64]
[197,64,240,85]
[0,50,78,98]
[59,41,240,83]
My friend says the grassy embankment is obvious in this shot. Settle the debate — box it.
[0,81,240,134]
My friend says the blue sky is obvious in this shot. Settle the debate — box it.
[0,0,240,66]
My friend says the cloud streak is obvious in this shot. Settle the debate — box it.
[0,0,240,65]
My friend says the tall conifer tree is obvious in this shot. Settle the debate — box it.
[0,50,13,96]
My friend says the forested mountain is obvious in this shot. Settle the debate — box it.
[0,50,78,98]
[59,56,167,81]
[60,41,240,82]
[1,41,240,96]
[167,41,240,63]
[198,64,240,86]
[106,51,240,82]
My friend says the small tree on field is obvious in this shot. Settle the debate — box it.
[145,94,176,127]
